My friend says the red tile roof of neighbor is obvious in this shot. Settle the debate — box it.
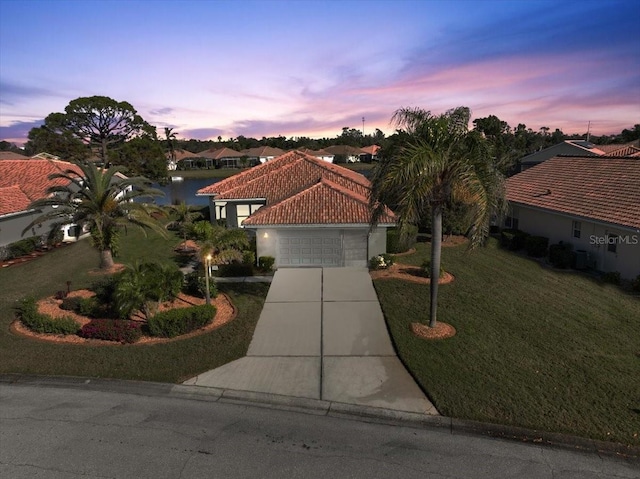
[0,159,82,216]
[198,147,244,159]
[0,151,30,160]
[506,156,640,230]
[198,150,394,226]
[241,146,286,157]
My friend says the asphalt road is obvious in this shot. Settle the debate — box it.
[1,381,638,479]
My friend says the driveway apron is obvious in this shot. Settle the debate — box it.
[184,268,437,414]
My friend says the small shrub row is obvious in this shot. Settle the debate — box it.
[387,226,418,254]
[18,297,79,335]
[369,254,395,270]
[500,229,529,251]
[147,304,216,338]
[525,235,549,258]
[219,262,254,277]
[258,256,275,272]
[60,296,101,317]
[7,237,40,260]
[549,242,574,269]
[184,272,218,299]
[601,271,621,285]
[79,319,142,343]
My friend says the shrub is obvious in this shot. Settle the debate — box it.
[601,271,621,285]
[18,297,79,335]
[60,296,82,312]
[421,260,445,278]
[632,274,640,292]
[184,271,218,299]
[369,254,395,270]
[147,304,216,338]
[525,235,549,257]
[79,319,142,343]
[387,226,418,254]
[548,242,573,268]
[500,229,529,251]
[8,237,39,259]
[258,256,275,272]
[219,262,254,277]
[242,250,256,266]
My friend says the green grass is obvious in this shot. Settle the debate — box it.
[0,230,268,383]
[375,238,640,446]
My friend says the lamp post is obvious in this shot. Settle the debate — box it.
[204,254,212,305]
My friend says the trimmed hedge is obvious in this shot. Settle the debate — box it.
[60,296,101,317]
[219,262,253,277]
[147,304,216,338]
[387,226,418,254]
[258,256,275,272]
[525,235,549,258]
[79,320,142,343]
[500,229,529,251]
[18,297,79,335]
[549,242,573,269]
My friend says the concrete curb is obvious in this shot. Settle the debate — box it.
[2,373,638,461]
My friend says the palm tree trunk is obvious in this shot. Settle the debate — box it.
[100,249,115,270]
[429,203,443,328]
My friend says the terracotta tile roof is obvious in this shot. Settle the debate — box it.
[167,149,202,160]
[0,151,29,160]
[0,186,32,215]
[506,156,640,229]
[198,150,392,226]
[198,147,243,159]
[0,159,82,216]
[241,146,286,157]
[596,141,640,157]
[360,145,380,155]
[242,178,395,226]
[323,144,363,156]
[198,150,370,199]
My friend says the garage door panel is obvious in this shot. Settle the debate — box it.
[278,230,342,267]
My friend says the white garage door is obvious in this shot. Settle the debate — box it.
[278,230,342,267]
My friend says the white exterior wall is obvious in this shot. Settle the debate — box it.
[255,228,278,259]
[368,227,388,258]
[343,229,368,267]
[516,205,640,279]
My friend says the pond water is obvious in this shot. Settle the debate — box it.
[147,177,219,206]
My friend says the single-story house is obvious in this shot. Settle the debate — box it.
[519,139,640,171]
[506,155,640,279]
[167,149,202,170]
[241,146,286,164]
[198,147,244,168]
[323,145,363,163]
[297,148,335,163]
[0,158,88,249]
[359,145,380,162]
[0,151,29,160]
[197,150,395,268]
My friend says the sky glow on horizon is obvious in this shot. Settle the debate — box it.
[0,0,639,146]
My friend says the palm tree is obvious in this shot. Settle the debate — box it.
[370,107,505,327]
[27,162,166,270]
[166,201,202,240]
[164,127,177,165]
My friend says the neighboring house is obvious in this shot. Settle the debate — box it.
[167,149,201,170]
[197,150,395,268]
[506,156,640,279]
[323,145,363,163]
[297,148,335,163]
[0,159,87,249]
[359,145,380,162]
[241,146,286,164]
[199,147,244,168]
[0,151,29,160]
[519,139,640,171]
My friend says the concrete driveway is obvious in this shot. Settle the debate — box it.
[184,268,437,414]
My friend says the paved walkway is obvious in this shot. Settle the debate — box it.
[184,268,437,414]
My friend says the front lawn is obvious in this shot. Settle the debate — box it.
[375,238,640,446]
[0,229,268,383]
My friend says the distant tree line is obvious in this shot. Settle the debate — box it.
[1,94,638,181]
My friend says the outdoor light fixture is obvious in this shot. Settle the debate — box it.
[263,232,269,238]
[204,254,213,306]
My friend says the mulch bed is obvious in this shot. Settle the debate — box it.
[369,263,455,285]
[410,321,457,340]
[11,291,236,346]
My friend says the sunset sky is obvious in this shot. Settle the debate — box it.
[1,0,638,146]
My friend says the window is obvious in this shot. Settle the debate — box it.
[572,221,581,239]
[505,216,519,230]
[236,203,263,226]
[607,235,618,253]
